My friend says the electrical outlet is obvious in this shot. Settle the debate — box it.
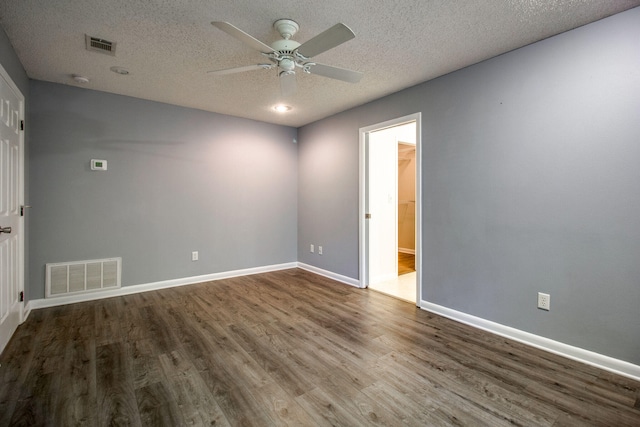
[537,292,550,311]
[310,244,314,253]
[192,251,199,261]
[318,246,323,255]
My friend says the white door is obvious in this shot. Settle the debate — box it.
[368,128,398,284]
[0,64,24,354]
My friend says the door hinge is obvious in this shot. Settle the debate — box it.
[20,120,24,131]
[19,291,24,302]
[365,213,372,219]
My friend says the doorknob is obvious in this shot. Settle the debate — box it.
[0,227,11,234]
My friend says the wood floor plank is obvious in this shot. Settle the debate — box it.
[295,387,367,427]
[136,305,181,356]
[10,372,59,427]
[263,318,379,391]
[171,311,279,425]
[310,371,402,426]
[251,381,319,426]
[135,381,182,427]
[7,313,68,426]
[198,321,272,391]
[96,342,142,427]
[197,369,274,426]
[158,350,231,426]
[362,379,491,426]
[398,252,415,275]
[225,321,317,397]
[376,349,559,426]
[55,324,97,426]
[0,334,37,425]
[130,338,164,390]
[1,268,639,426]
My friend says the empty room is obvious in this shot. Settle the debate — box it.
[1,1,639,425]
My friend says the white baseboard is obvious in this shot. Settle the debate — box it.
[420,300,640,382]
[398,247,415,255]
[22,301,32,323]
[28,262,297,310]
[297,263,360,288]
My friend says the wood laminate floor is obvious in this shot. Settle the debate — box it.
[398,252,415,275]
[1,269,639,426]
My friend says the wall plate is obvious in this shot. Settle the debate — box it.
[538,292,550,311]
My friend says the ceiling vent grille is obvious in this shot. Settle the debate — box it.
[85,35,116,56]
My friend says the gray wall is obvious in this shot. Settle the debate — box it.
[298,117,361,276]
[29,81,298,299]
[298,8,640,364]
[0,27,28,94]
[0,26,30,299]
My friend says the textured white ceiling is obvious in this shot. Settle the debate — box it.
[1,1,638,127]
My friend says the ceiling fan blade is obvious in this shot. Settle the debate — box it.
[307,63,363,83]
[297,23,355,58]
[211,21,275,53]
[207,64,273,75]
[280,72,297,98]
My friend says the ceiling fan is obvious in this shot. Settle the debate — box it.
[209,19,363,97]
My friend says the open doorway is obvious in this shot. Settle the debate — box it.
[359,113,421,305]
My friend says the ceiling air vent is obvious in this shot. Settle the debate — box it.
[85,35,116,56]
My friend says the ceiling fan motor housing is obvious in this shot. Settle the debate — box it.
[269,38,302,72]
[271,39,301,53]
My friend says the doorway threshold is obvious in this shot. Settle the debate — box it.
[368,272,416,304]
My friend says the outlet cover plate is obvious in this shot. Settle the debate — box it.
[538,292,550,310]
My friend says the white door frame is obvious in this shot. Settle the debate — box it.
[359,112,422,305]
[0,62,26,338]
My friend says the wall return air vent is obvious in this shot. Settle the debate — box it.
[85,35,116,56]
[45,257,122,298]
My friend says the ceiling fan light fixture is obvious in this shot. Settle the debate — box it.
[274,104,291,113]
[278,58,296,72]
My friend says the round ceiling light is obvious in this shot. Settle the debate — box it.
[274,105,291,113]
[110,66,130,75]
